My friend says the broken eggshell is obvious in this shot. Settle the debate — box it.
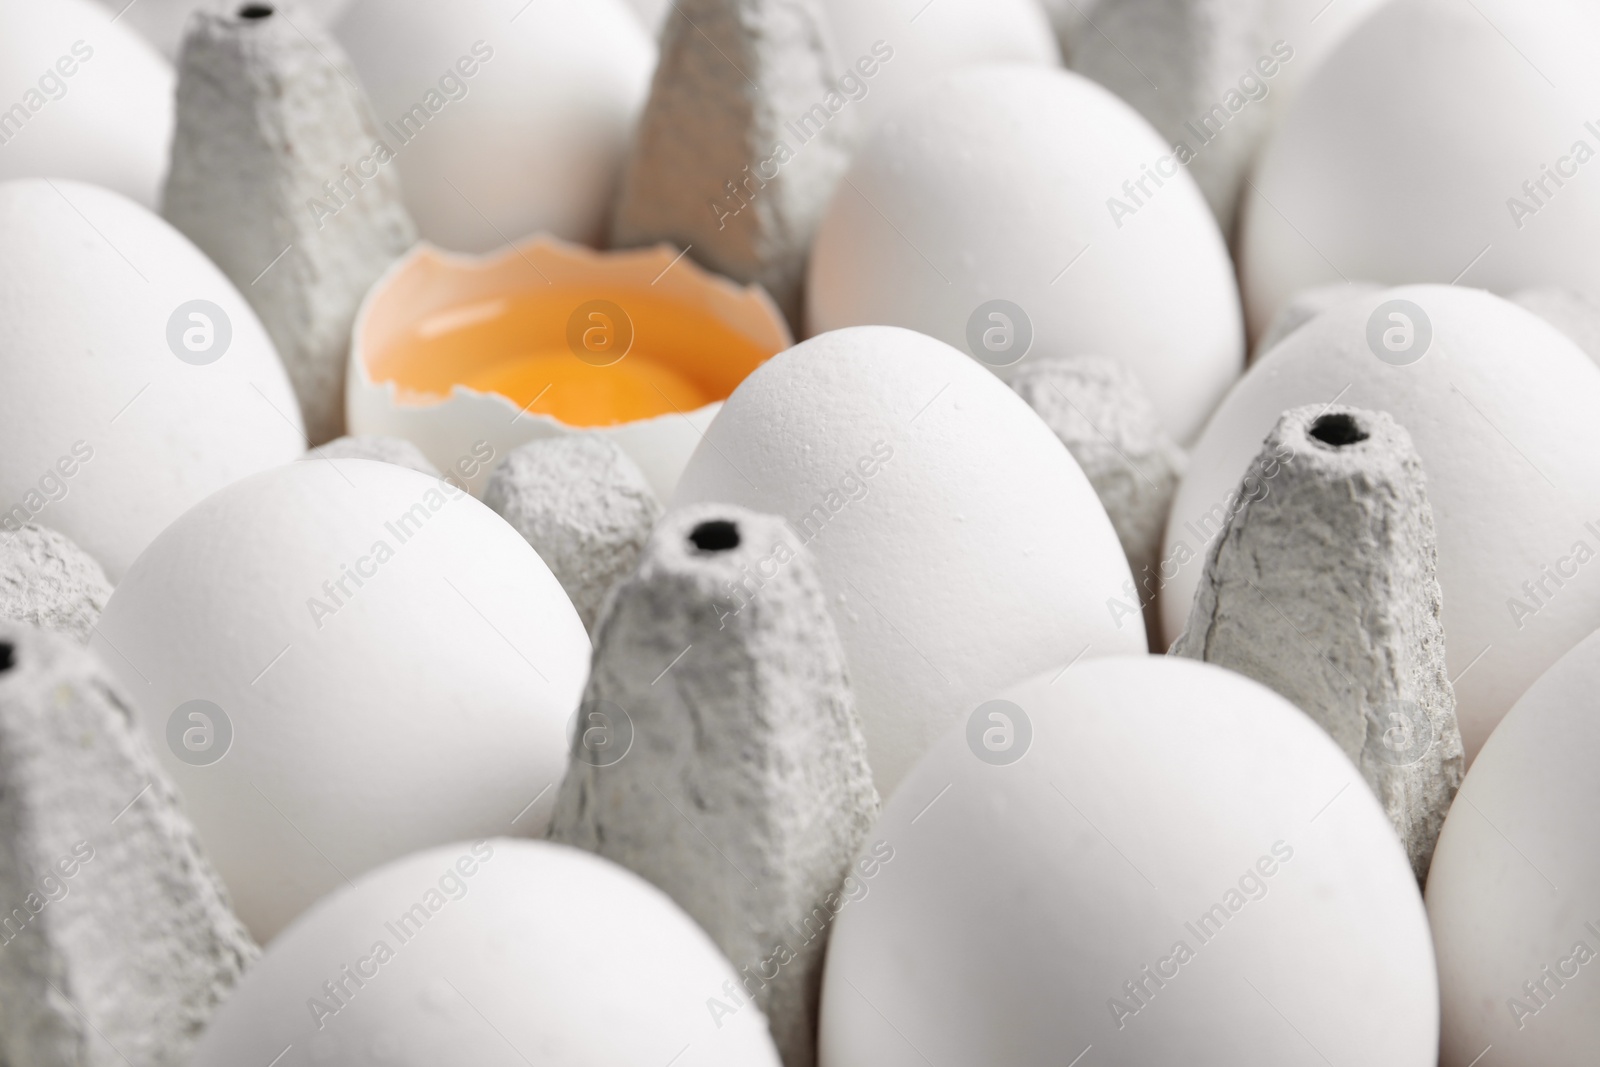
[347,233,792,499]
[1,0,175,208]
[91,459,590,941]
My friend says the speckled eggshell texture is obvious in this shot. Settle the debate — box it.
[333,0,655,251]
[188,840,783,1066]
[0,179,303,580]
[0,0,175,208]
[1163,285,1600,765]
[91,459,590,941]
[1427,626,1600,1066]
[807,65,1244,446]
[1240,0,1600,338]
[672,325,1144,799]
[819,656,1437,1066]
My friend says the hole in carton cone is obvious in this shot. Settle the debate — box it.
[1310,412,1369,448]
[689,520,741,553]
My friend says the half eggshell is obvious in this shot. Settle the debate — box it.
[347,234,792,499]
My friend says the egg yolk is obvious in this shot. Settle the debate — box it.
[460,352,712,425]
[375,290,772,428]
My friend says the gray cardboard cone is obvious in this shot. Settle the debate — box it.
[0,525,113,644]
[1009,353,1185,642]
[0,624,257,1067]
[1070,0,1276,235]
[1172,405,1464,882]
[483,435,662,636]
[163,3,417,445]
[549,504,878,1067]
[609,0,853,330]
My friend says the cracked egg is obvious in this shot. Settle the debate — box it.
[347,233,792,498]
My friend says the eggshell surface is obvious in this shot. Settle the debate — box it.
[1162,285,1600,764]
[334,0,654,251]
[0,179,303,579]
[820,0,1059,134]
[1427,626,1600,1066]
[819,656,1437,1066]
[807,66,1244,445]
[1240,0,1600,338]
[672,326,1144,798]
[188,840,783,1066]
[0,0,175,208]
[91,459,590,940]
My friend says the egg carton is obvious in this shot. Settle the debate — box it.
[5,0,1600,1063]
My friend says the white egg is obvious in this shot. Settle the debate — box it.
[1162,285,1600,764]
[333,0,654,252]
[672,326,1144,797]
[189,840,783,1066]
[91,459,590,940]
[806,66,1244,446]
[0,178,302,579]
[819,0,1059,134]
[0,0,174,208]
[819,656,1437,1066]
[1427,625,1600,1066]
[1240,0,1600,338]
[94,0,356,60]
